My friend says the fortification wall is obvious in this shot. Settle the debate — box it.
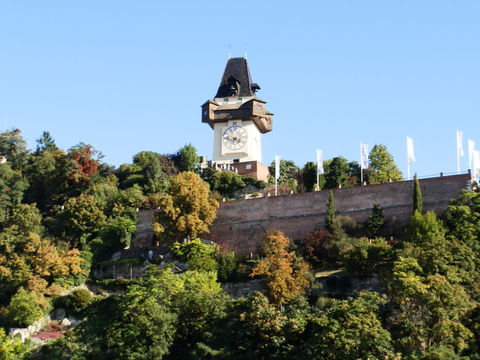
[206,173,472,254]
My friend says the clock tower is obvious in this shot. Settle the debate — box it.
[201,57,273,181]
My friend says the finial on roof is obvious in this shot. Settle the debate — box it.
[244,49,248,60]
[228,45,231,60]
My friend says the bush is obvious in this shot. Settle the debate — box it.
[304,230,331,264]
[8,288,45,327]
[0,328,30,360]
[171,239,218,272]
[62,289,94,314]
[344,237,395,277]
[216,251,238,282]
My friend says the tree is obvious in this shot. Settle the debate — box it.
[60,193,107,248]
[326,190,335,230]
[67,143,101,185]
[366,144,402,184]
[387,257,474,356]
[302,161,321,192]
[0,129,28,171]
[7,288,45,327]
[302,292,396,359]
[35,131,58,154]
[0,328,30,360]
[365,204,385,238]
[152,172,218,241]
[324,156,350,189]
[176,144,198,172]
[405,211,446,245]
[443,190,480,248]
[413,174,423,213]
[210,171,246,197]
[170,239,219,272]
[0,163,28,224]
[344,237,394,276]
[250,230,310,305]
[269,160,299,192]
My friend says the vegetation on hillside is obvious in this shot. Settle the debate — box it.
[1,128,480,359]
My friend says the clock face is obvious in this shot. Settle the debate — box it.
[223,125,248,151]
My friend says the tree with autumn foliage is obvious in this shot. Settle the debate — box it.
[152,172,218,241]
[250,230,310,305]
[67,143,101,185]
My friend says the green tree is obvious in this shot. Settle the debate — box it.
[250,230,310,305]
[210,171,245,197]
[413,174,423,213]
[443,190,480,248]
[0,129,28,171]
[152,172,218,241]
[365,204,385,238]
[366,144,402,184]
[237,292,311,359]
[35,131,58,154]
[60,193,107,248]
[0,163,28,224]
[117,151,169,196]
[7,288,45,327]
[405,210,446,245]
[344,237,394,276]
[387,257,474,357]
[269,160,299,192]
[176,144,199,172]
[326,190,335,230]
[0,328,30,360]
[302,292,396,359]
[302,161,322,192]
[170,239,219,272]
[324,156,349,189]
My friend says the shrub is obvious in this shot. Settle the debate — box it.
[304,230,331,264]
[63,289,94,314]
[171,239,219,272]
[216,251,238,282]
[8,288,45,327]
[344,237,395,277]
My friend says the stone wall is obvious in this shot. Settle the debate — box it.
[206,173,472,254]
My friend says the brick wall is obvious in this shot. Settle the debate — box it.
[206,173,472,254]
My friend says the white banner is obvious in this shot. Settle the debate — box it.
[407,136,415,163]
[474,150,480,181]
[468,139,475,171]
[360,143,369,170]
[457,130,464,156]
[275,155,280,180]
[316,149,324,175]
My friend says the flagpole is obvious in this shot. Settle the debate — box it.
[275,177,278,196]
[457,147,460,174]
[361,168,363,184]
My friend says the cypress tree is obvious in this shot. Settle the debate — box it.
[413,174,423,214]
[366,204,385,238]
[326,190,336,230]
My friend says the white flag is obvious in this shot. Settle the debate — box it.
[316,149,324,175]
[360,143,369,170]
[407,136,415,163]
[457,130,464,157]
[275,155,280,180]
[474,150,480,180]
[468,139,475,170]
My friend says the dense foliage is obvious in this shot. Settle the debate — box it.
[2,128,480,359]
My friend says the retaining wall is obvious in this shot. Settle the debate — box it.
[206,173,472,254]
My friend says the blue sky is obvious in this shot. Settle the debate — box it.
[1,1,479,177]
